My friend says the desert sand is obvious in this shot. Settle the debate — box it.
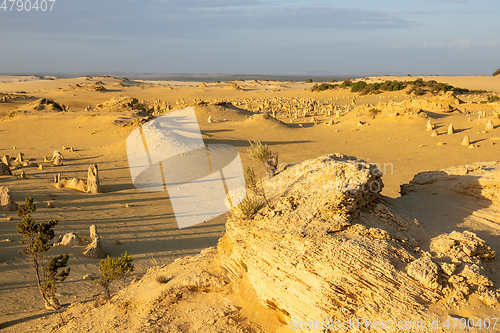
[0,75,499,332]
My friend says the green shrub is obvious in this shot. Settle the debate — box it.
[311,83,335,92]
[493,69,500,76]
[340,79,353,87]
[351,81,368,93]
[487,95,499,103]
[408,87,426,96]
[96,252,134,300]
[380,80,404,91]
[17,196,70,311]
[305,78,313,83]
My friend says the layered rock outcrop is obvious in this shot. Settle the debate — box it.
[219,154,441,326]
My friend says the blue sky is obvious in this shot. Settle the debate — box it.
[0,0,499,75]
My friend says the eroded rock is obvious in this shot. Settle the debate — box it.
[0,186,17,211]
[0,162,12,176]
[406,256,440,290]
[55,233,83,247]
[83,225,105,258]
[219,154,440,325]
[54,164,101,194]
[430,230,495,263]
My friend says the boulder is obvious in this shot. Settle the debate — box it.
[0,162,12,175]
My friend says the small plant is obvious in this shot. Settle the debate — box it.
[237,196,265,219]
[305,78,313,83]
[244,165,258,190]
[369,108,381,118]
[247,141,279,177]
[79,232,89,245]
[493,69,500,77]
[17,196,70,311]
[7,110,15,118]
[95,252,134,300]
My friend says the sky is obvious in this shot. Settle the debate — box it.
[0,0,499,76]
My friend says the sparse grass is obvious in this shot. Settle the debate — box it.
[237,196,265,219]
[156,275,171,284]
[247,141,279,176]
[7,110,15,118]
[244,166,258,190]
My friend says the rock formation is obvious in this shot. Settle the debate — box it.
[55,233,84,247]
[53,156,64,166]
[52,150,64,161]
[86,164,100,194]
[425,119,433,131]
[54,164,101,194]
[1,155,11,167]
[219,154,445,325]
[447,123,455,135]
[83,225,105,258]
[486,119,495,131]
[15,98,64,114]
[0,186,17,211]
[0,162,11,175]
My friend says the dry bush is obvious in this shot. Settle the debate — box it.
[237,196,265,219]
[247,141,279,176]
[156,275,171,284]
